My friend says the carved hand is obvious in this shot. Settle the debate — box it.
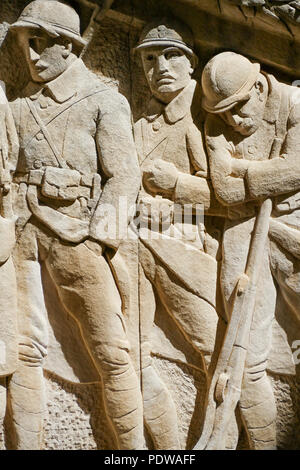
[27,185,90,244]
[143,159,178,197]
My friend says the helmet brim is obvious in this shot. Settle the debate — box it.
[202,92,251,114]
[134,38,194,57]
[10,19,87,49]
[202,62,260,114]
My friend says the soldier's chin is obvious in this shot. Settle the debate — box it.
[30,68,49,83]
[237,127,255,136]
[31,67,60,83]
[236,121,257,136]
[156,83,176,93]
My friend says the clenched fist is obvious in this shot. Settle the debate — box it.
[143,159,178,198]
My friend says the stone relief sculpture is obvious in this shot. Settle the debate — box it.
[194,51,300,450]
[133,18,226,450]
[0,82,19,433]
[0,0,298,451]
[228,1,300,23]
[6,0,143,450]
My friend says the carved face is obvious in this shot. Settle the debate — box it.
[18,28,72,83]
[221,76,268,136]
[140,46,194,103]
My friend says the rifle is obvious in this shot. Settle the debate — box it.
[194,136,283,450]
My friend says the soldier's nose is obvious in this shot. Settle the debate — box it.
[156,55,168,73]
[226,111,242,127]
[224,111,236,127]
[29,47,40,63]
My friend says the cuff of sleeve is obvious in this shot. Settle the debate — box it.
[174,173,211,208]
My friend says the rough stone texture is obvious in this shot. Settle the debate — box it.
[43,372,112,450]
[271,374,300,450]
[0,0,299,451]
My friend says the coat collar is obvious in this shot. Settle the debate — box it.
[23,58,89,103]
[45,58,88,103]
[145,79,200,124]
[263,73,282,124]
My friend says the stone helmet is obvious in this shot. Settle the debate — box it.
[135,17,195,58]
[201,51,261,114]
[10,0,87,50]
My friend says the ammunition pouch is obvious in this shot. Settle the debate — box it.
[42,167,82,202]
[16,167,100,204]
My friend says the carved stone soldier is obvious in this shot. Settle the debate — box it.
[200,51,300,449]
[0,83,19,429]
[9,0,142,450]
[134,18,224,449]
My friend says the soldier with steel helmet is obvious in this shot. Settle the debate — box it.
[0,82,19,433]
[8,0,143,450]
[199,51,300,449]
[133,18,225,450]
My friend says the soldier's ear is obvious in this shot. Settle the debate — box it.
[254,79,265,100]
[189,54,198,74]
[62,41,73,59]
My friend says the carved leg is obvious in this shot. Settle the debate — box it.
[142,360,181,450]
[0,377,6,427]
[221,219,277,449]
[238,246,277,450]
[46,242,144,450]
[154,262,219,371]
[10,256,48,450]
[139,244,181,450]
[9,363,46,450]
[240,363,277,450]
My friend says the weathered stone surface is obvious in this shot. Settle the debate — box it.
[0,0,298,451]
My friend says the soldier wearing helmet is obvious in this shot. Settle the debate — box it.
[134,18,225,449]
[0,83,19,432]
[199,51,300,449]
[8,0,143,450]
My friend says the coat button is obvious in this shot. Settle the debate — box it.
[247,145,257,155]
[152,121,161,131]
[36,132,44,141]
[33,159,43,169]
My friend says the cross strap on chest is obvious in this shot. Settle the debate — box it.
[24,86,108,168]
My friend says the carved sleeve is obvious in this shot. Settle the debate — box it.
[205,115,249,206]
[90,91,141,249]
[1,92,19,174]
[174,173,227,216]
[186,123,207,177]
[246,101,300,199]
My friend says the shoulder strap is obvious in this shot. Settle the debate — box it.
[24,87,108,158]
[25,97,67,169]
[43,86,108,129]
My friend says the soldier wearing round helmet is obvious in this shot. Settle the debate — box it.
[8,0,143,450]
[135,19,198,105]
[134,18,225,449]
[199,51,300,449]
[10,0,87,83]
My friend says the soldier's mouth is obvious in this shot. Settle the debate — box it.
[33,63,48,72]
[157,76,174,84]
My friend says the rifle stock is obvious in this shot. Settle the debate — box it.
[194,198,273,450]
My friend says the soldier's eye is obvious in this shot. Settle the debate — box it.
[29,38,37,50]
[165,51,181,60]
[29,37,47,53]
[146,54,154,61]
